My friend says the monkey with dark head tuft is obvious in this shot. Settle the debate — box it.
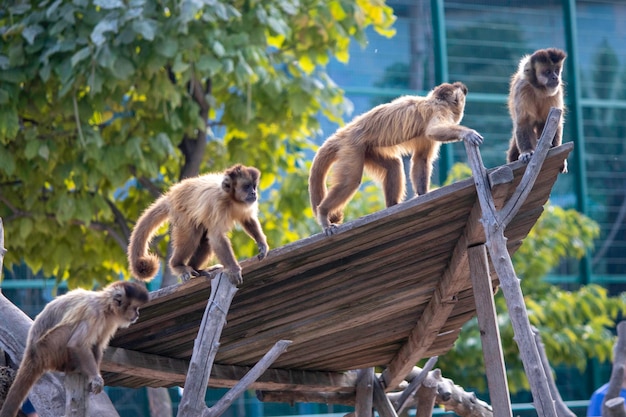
[0,281,149,417]
[128,164,269,286]
[507,47,567,172]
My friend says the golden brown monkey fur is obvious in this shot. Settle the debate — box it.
[0,281,149,417]
[507,47,567,172]
[128,164,268,286]
[309,81,483,235]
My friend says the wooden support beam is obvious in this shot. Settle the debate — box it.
[102,347,357,391]
[355,368,374,417]
[468,244,512,417]
[394,356,438,414]
[604,321,626,417]
[206,340,292,417]
[256,391,356,406]
[178,273,238,417]
[464,107,562,417]
[532,328,576,417]
[414,372,438,417]
[372,376,398,417]
[65,374,89,417]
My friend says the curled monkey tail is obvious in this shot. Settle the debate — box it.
[128,196,170,281]
[0,361,43,417]
[308,139,340,217]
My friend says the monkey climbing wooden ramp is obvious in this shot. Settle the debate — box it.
[102,139,573,416]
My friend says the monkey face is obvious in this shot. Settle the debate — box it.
[109,281,149,327]
[119,301,144,328]
[537,64,562,93]
[237,181,258,204]
[222,165,261,204]
[528,48,566,95]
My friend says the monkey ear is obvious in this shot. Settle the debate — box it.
[247,167,260,184]
[222,176,233,193]
[453,82,468,95]
[434,85,451,101]
[113,291,123,307]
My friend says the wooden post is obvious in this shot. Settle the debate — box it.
[394,356,438,415]
[468,244,512,417]
[532,328,576,417]
[372,376,398,417]
[64,373,90,417]
[178,272,238,417]
[355,368,374,417]
[414,372,438,417]
[464,107,563,417]
[604,321,626,417]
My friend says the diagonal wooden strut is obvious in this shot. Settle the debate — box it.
[177,272,291,417]
[464,107,563,417]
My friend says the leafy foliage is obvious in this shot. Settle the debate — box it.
[0,0,395,286]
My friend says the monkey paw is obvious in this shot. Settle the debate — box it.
[225,269,243,286]
[89,375,104,394]
[560,160,568,174]
[324,224,339,236]
[257,243,268,260]
[519,151,533,163]
[180,270,198,282]
[463,129,484,146]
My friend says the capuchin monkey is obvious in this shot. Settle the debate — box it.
[308,81,483,236]
[0,281,149,417]
[507,47,567,172]
[128,164,269,286]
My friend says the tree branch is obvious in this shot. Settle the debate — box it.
[179,76,211,180]
[105,199,132,243]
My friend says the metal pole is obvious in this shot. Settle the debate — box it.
[563,0,592,286]
[430,0,453,185]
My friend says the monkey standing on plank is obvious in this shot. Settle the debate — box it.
[308,81,483,236]
[128,164,269,286]
[0,281,149,417]
[507,47,568,172]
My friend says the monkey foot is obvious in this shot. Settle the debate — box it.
[324,224,339,236]
[257,243,268,260]
[180,271,194,282]
[224,269,243,286]
[89,375,104,394]
[519,151,533,163]
[517,151,534,164]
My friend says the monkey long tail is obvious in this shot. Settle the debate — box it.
[308,139,341,217]
[0,362,43,417]
[127,196,170,281]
